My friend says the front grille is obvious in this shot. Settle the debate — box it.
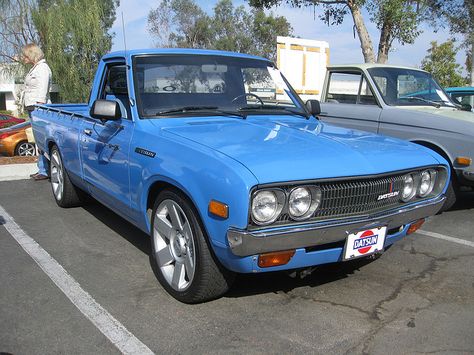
[315,175,405,218]
[251,169,434,229]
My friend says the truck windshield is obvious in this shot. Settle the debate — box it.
[133,55,306,118]
[367,67,455,108]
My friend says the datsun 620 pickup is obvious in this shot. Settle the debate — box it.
[31,49,450,303]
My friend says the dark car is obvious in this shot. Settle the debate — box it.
[0,113,26,129]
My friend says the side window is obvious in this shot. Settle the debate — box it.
[100,64,131,119]
[327,72,361,104]
[358,77,377,105]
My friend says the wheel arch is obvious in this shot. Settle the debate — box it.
[146,178,205,233]
[411,139,456,183]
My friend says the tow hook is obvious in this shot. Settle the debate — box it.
[287,266,318,279]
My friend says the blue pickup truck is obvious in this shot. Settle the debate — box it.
[31,49,449,303]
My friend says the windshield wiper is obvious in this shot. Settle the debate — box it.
[238,105,310,119]
[157,106,219,115]
[401,96,441,108]
[157,106,246,119]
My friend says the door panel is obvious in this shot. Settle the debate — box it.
[80,118,134,217]
[319,102,382,133]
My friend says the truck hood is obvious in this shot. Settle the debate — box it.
[395,105,474,123]
[159,116,442,184]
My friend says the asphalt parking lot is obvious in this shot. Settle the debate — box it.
[1,180,473,354]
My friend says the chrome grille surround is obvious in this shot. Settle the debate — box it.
[249,166,447,229]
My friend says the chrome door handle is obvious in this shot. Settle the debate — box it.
[83,129,92,136]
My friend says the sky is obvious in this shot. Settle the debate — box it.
[110,0,466,71]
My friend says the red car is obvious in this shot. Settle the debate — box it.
[0,113,25,129]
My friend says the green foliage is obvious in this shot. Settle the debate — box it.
[147,0,293,62]
[367,0,424,45]
[428,0,474,84]
[421,41,467,87]
[32,0,119,102]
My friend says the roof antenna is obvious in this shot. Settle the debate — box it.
[121,12,127,55]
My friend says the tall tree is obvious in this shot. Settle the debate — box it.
[428,0,474,85]
[249,0,430,63]
[147,0,293,62]
[421,41,466,87]
[32,0,119,102]
[0,0,38,63]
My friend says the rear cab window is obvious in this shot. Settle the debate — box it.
[326,71,377,105]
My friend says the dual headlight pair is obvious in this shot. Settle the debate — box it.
[251,186,321,226]
[401,169,438,202]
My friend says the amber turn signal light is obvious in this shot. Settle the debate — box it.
[455,157,472,167]
[258,250,296,268]
[407,218,425,235]
[209,200,228,219]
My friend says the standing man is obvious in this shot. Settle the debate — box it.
[22,43,52,181]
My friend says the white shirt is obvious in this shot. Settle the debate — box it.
[23,59,52,107]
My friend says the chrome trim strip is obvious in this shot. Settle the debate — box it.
[227,196,445,257]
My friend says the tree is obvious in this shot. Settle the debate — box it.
[0,0,38,63]
[421,41,466,87]
[428,0,474,85]
[147,0,293,62]
[249,0,430,64]
[32,0,119,102]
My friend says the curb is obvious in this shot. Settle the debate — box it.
[0,163,37,181]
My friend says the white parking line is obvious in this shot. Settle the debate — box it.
[417,229,474,248]
[0,205,154,355]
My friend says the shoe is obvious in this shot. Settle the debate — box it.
[30,172,40,178]
[33,174,49,181]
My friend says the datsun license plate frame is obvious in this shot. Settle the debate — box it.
[343,226,387,261]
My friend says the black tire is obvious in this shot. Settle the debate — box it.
[15,141,36,156]
[49,145,82,208]
[150,189,234,303]
[440,177,457,212]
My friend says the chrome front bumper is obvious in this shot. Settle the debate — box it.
[227,196,445,257]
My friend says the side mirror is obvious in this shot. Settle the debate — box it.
[90,99,121,121]
[305,99,321,116]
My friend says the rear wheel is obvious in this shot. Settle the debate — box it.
[150,189,234,303]
[50,146,82,208]
[15,141,36,156]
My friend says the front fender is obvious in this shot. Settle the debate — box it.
[129,128,259,264]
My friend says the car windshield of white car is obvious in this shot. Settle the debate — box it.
[368,67,455,107]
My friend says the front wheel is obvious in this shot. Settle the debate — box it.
[151,189,234,303]
[49,146,82,208]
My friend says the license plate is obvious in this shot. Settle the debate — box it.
[343,226,387,261]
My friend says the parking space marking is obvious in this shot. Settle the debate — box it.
[417,229,474,248]
[0,205,154,355]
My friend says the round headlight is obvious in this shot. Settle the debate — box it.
[289,187,312,218]
[401,174,416,202]
[251,190,281,225]
[419,169,437,197]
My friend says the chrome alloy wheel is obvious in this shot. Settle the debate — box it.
[17,142,36,156]
[153,199,196,291]
[50,150,64,201]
